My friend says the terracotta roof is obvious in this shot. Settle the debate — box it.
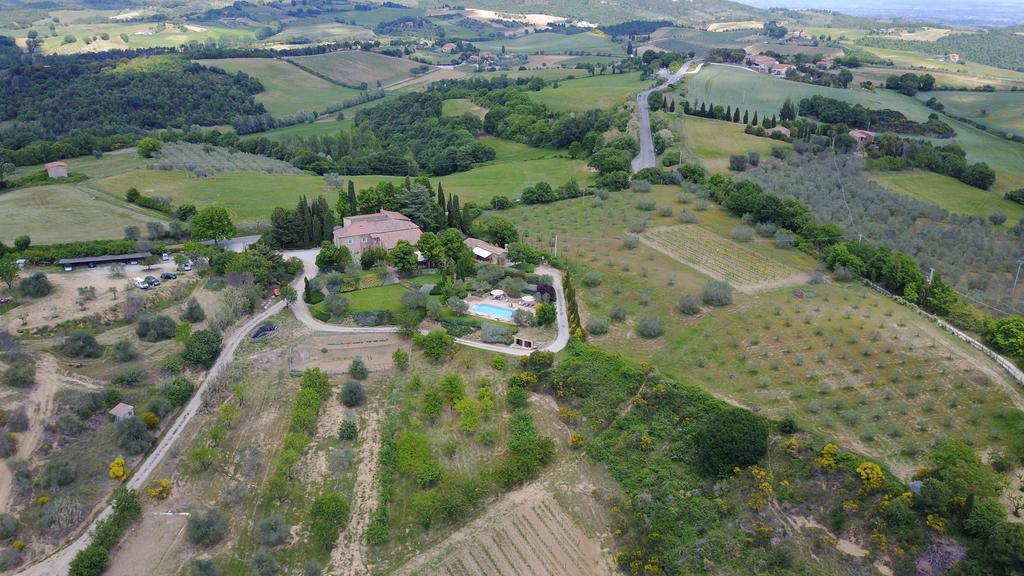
[108,402,134,418]
[45,161,67,168]
[334,210,421,245]
[464,237,506,255]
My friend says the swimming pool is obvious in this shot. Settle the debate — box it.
[472,303,515,321]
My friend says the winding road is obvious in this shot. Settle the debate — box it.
[631,61,704,172]
[16,249,569,575]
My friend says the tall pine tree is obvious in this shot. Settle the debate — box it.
[451,195,462,231]
[743,110,749,124]
[347,180,357,217]
[437,182,446,220]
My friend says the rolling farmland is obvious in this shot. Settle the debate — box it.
[195,58,365,115]
[643,225,803,292]
[474,32,624,55]
[288,50,428,88]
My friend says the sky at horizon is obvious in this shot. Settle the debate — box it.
[739,0,1024,26]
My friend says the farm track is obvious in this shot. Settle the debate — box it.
[326,402,383,576]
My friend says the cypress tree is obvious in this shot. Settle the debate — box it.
[319,196,335,241]
[699,102,707,116]
[733,108,740,122]
[771,114,778,128]
[462,203,473,232]
[451,195,462,231]
[404,175,412,192]
[669,99,675,112]
[752,112,759,126]
[437,182,446,217]
[347,180,357,216]
[708,101,716,119]
[743,110,749,124]
[447,194,455,228]
[725,105,732,122]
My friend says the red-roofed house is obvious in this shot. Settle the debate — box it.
[333,210,422,256]
[849,129,876,150]
[746,54,778,72]
[770,63,797,77]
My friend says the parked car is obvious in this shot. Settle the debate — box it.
[0,296,14,304]
[88,262,97,269]
[160,273,177,280]
[161,252,171,261]
[63,264,73,272]
[133,277,149,290]
[182,261,193,271]
[145,276,160,287]
[129,260,139,266]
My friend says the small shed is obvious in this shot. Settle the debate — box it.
[45,161,68,179]
[109,403,135,422]
[464,237,508,266]
[440,42,458,54]
[849,129,876,149]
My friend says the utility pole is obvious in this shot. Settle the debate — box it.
[553,235,558,258]
[1013,257,1024,295]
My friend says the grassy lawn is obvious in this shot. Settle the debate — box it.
[0,181,168,243]
[528,72,648,112]
[853,66,1024,91]
[441,98,487,119]
[344,284,409,315]
[868,170,1024,224]
[856,45,1024,82]
[474,32,624,55]
[11,148,141,180]
[195,58,364,116]
[288,50,426,88]
[922,91,1024,137]
[680,116,791,172]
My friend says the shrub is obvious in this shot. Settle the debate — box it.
[186,508,227,547]
[136,315,176,342]
[755,222,777,237]
[163,377,194,406]
[308,491,349,551]
[636,198,656,212]
[0,513,17,540]
[159,354,184,374]
[340,381,366,407]
[116,417,154,455]
[677,210,698,224]
[513,308,535,327]
[481,324,515,344]
[610,305,627,322]
[112,339,137,362]
[112,369,145,387]
[39,459,76,488]
[774,230,797,248]
[3,361,35,388]
[631,180,651,193]
[252,549,280,576]
[729,154,748,171]
[181,298,206,322]
[622,234,640,249]
[68,545,106,576]
[60,332,102,358]
[747,151,760,166]
[348,357,368,380]
[731,226,754,242]
[581,271,603,287]
[183,330,222,368]
[414,330,455,362]
[701,280,733,306]
[696,407,768,476]
[588,316,610,335]
[255,515,290,547]
[637,317,664,338]
[189,559,218,576]
[339,420,358,441]
[507,386,528,409]
[19,272,52,298]
[392,349,409,370]
[678,295,701,315]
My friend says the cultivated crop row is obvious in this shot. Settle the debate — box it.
[644,225,796,290]
[150,142,302,176]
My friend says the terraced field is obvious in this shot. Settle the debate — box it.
[643,225,803,292]
[395,487,610,576]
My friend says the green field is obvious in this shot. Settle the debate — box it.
[257,95,398,141]
[529,72,648,112]
[0,181,167,243]
[853,66,1024,90]
[857,45,1024,82]
[922,91,1024,137]
[685,63,932,120]
[265,21,373,43]
[474,32,624,55]
[680,116,791,172]
[685,64,1024,190]
[441,98,488,119]
[195,58,364,116]
[7,18,256,54]
[869,170,1024,224]
[288,50,427,89]
[89,137,590,226]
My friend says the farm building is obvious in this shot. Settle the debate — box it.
[746,54,778,72]
[770,63,797,77]
[108,403,135,422]
[440,42,458,54]
[464,237,508,266]
[45,161,68,179]
[849,129,876,149]
[332,210,422,256]
[57,252,152,269]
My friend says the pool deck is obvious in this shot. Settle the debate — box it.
[466,295,529,324]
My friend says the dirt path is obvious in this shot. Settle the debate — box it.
[326,403,383,576]
[0,354,70,511]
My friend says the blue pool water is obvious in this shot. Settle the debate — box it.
[472,303,515,321]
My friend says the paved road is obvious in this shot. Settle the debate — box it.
[631,61,704,172]
[16,249,570,575]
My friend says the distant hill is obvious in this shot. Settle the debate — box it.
[423,0,770,26]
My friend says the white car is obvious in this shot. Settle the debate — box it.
[133,277,149,290]
[182,260,193,271]
[161,252,170,261]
